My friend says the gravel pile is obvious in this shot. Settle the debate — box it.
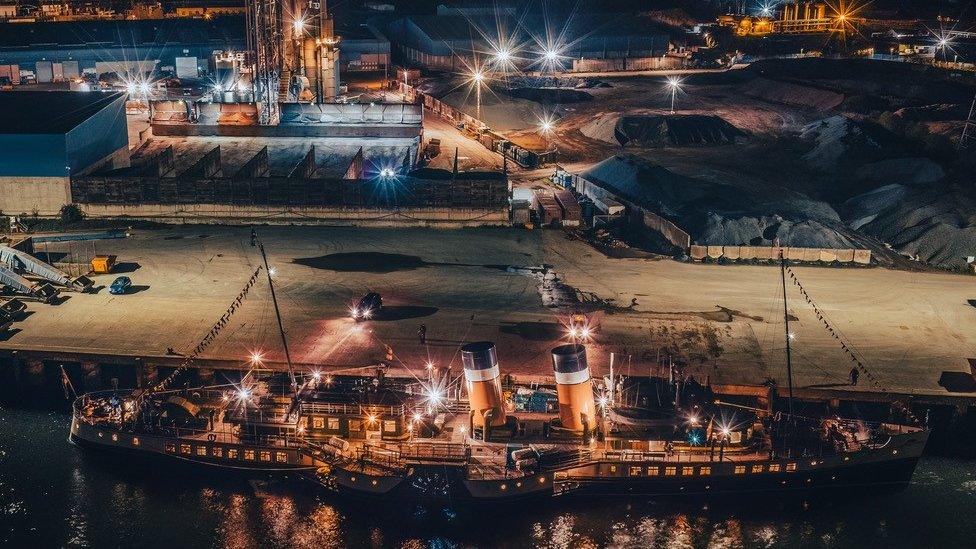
[581,114,745,147]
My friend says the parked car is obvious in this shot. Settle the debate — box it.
[109,276,132,295]
[351,292,382,321]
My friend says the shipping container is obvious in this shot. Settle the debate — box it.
[62,60,80,79]
[511,199,531,225]
[534,191,563,226]
[175,56,198,79]
[35,60,53,83]
[554,189,582,227]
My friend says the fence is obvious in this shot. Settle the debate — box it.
[639,210,691,250]
[690,245,871,264]
[570,56,685,73]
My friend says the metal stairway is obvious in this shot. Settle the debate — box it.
[0,264,59,303]
[0,245,92,292]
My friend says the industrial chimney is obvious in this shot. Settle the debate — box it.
[551,344,596,432]
[461,342,507,431]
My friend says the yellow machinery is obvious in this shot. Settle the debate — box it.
[90,255,117,274]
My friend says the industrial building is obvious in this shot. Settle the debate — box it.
[0,15,390,84]
[0,91,128,215]
[384,12,672,71]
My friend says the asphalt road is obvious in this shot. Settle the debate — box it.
[5,226,976,398]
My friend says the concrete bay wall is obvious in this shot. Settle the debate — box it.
[77,203,509,227]
[690,245,872,264]
[0,176,71,216]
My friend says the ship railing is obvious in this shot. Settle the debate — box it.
[598,448,757,463]
[399,441,469,462]
[299,401,406,417]
[356,443,406,470]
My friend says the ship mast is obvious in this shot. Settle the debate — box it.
[260,242,297,390]
[779,251,795,419]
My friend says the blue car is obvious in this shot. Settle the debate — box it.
[109,276,132,295]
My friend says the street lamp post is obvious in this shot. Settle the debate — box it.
[472,69,484,120]
[666,76,681,115]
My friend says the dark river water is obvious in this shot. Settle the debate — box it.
[2,406,975,548]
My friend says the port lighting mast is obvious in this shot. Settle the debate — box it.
[246,0,283,125]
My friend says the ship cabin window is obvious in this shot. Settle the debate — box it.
[244,449,255,460]
[629,466,642,477]
[111,433,118,442]
[734,465,746,474]
[699,466,711,475]
[228,449,239,459]
[752,464,764,474]
[132,437,140,446]
[647,467,659,476]
[608,465,617,474]
[312,417,325,429]
[196,446,207,456]
[769,464,781,472]
[383,420,397,434]
[276,452,287,463]
[165,443,175,453]
[665,467,677,476]
[682,467,694,476]
[180,444,191,455]
[259,451,271,462]
[349,419,362,432]
[786,463,797,472]
[212,447,223,458]
[327,418,340,430]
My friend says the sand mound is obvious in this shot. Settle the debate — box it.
[507,87,593,103]
[851,186,976,268]
[841,184,908,229]
[581,154,853,249]
[854,158,944,186]
[741,77,844,111]
[581,115,745,147]
[799,116,906,172]
[689,214,855,248]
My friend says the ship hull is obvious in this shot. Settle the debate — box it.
[70,415,316,471]
[71,412,928,504]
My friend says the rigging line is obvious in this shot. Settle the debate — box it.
[785,266,920,424]
[785,266,884,389]
[143,266,263,398]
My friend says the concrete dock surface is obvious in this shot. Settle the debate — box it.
[5,225,976,398]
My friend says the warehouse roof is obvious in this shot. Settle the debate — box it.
[0,16,244,49]
[403,13,671,42]
[0,91,124,134]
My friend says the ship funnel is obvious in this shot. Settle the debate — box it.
[461,341,507,427]
[551,344,596,432]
